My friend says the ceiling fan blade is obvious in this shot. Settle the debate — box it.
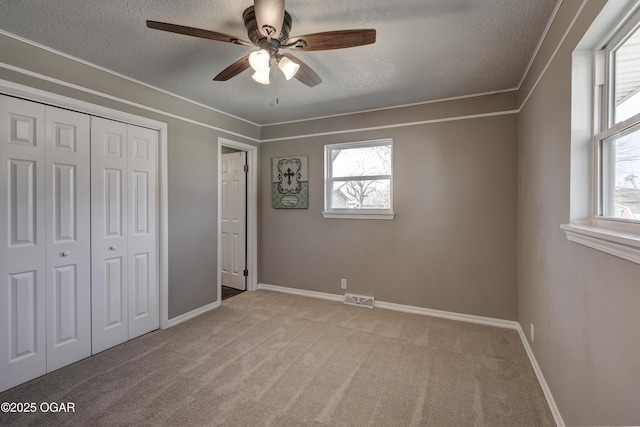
[254,0,285,38]
[282,53,322,87]
[285,29,376,51]
[213,55,251,81]
[146,20,252,46]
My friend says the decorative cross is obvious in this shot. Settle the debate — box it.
[284,167,295,185]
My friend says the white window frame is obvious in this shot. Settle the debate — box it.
[594,11,640,230]
[322,139,395,220]
[563,2,640,265]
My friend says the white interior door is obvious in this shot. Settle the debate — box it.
[91,117,129,354]
[44,106,91,372]
[221,151,246,291]
[0,96,47,392]
[127,124,158,339]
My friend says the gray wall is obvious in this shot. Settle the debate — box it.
[0,33,260,319]
[260,112,519,320]
[166,120,220,318]
[517,0,640,424]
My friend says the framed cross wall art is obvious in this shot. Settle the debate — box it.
[272,155,308,209]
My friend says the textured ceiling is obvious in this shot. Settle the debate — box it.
[0,0,558,125]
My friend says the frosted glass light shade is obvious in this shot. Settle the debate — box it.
[278,56,300,80]
[252,69,270,85]
[249,49,270,72]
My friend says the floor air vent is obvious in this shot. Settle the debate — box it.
[343,293,375,309]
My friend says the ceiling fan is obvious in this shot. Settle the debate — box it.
[146,0,376,87]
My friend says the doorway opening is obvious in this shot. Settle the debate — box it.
[217,138,258,303]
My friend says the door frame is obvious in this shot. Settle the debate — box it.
[218,138,258,300]
[0,80,170,329]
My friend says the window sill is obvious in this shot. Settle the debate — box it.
[561,223,640,265]
[322,211,395,220]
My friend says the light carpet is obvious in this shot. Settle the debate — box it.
[0,290,554,426]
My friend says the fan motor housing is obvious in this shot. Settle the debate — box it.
[243,6,291,46]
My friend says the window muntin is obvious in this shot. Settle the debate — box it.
[324,140,393,217]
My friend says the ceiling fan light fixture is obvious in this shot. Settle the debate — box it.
[248,49,270,72]
[278,56,300,80]
[252,69,271,85]
[147,4,376,88]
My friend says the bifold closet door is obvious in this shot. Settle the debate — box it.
[0,97,91,391]
[127,125,158,340]
[91,117,158,354]
[91,118,129,354]
[0,97,47,391]
[44,106,91,372]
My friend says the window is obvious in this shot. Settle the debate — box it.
[595,15,640,223]
[596,14,640,224]
[563,2,640,265]
[323,139,394,219]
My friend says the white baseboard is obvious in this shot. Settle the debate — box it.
[166,300,221,328]
[516,326,565,427]
[258,283,518,328]
[376,300,519,329]
[257,282,563,426]
[257,283,343,302]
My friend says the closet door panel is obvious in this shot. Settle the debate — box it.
[91,117,128,354]
[45,106,91,372]
[127,125,158,339]
[0,96,47,392]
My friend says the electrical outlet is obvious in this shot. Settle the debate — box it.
[530,323,535,343]
[341,278,347,289]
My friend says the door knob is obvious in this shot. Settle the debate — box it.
[108,245,117,251]
[61,251,70,257]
